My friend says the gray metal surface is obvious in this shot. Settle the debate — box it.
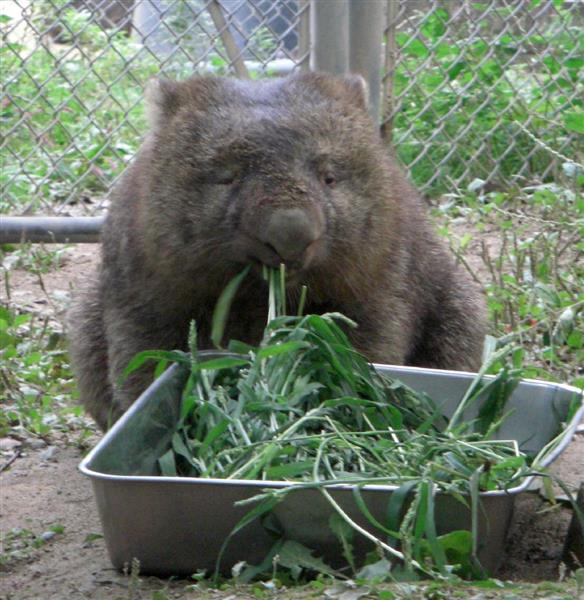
[0,216,104,243]
[310,0,348,75]
[348,0,384,123]
[80,361,584,576]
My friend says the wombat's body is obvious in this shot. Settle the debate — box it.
[68,73,487,430]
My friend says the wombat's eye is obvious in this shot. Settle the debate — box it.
[323,173,336,187]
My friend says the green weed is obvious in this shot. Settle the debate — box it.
[0,303,83,439]
[1,243,70,274]
[438,183,583,388]
[0,524,64,568]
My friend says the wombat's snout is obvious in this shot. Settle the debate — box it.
[254,208,324,271]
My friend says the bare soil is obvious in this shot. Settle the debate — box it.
[1,243,583,599]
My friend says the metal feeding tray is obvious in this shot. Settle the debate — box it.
[79,361,584,576]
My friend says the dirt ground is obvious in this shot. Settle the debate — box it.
[1,244,584,599]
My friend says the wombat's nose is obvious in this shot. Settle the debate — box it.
[262,208,320,263]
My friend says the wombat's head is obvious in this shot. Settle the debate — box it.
[139,73,396,289]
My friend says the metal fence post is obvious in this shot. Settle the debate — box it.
[348,0,385,123]
[381,0,398,142]
[297,0,311,71]
[310,0,349,74]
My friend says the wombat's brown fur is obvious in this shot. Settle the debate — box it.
[68,73,487,431]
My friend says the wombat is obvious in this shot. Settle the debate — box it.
[68,72,487,431]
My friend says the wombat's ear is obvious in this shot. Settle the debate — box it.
[145,77,182,130]
[342,74,369,111]
[290,72,370,113]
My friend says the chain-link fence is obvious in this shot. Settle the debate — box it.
[1,0,582,219]
[381,0,583,197]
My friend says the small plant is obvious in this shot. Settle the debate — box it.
[0,524,64,568]
[437,182,583,389]
[1,243,70,274]
[0,304,84,439]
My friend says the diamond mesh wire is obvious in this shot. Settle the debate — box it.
[1,0,582,217]
[381,0,584,196]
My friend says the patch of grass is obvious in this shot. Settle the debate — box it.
[437,182,583,388]
[1,243,70,274]
[0,303,89,441]
[0,524,64,569]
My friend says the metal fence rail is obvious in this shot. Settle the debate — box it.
[1,0,582,224]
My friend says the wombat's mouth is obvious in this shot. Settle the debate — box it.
[236,233,324,283]
[247,258,308,289]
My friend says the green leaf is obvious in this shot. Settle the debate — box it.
[179,393,198,422]
[387,480,419,533]
[563,111,584,134]
[14,314,31,327]
[198,419,230,457]
[158,449,177,476]
[227,339,255,354]
[476,369,520,435]
[192,357,250,372]
[255,340,310,359]
[567,330,583,349]
[122,350,190,379]
[565,57,584,70]
[265,460,314,479]
[277,540,341,578]
[211,265,251,349]
[153,359,169,379]
[403,39,429,58]
[420,9,448,40]
[439,529,473,555]
[421,481,446,573]
[447,60,466,80]
[435,530,474,576]
[352,486,400,538]
[329,512,355,573]
[241,443,282,480]
[171,432,197,466]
